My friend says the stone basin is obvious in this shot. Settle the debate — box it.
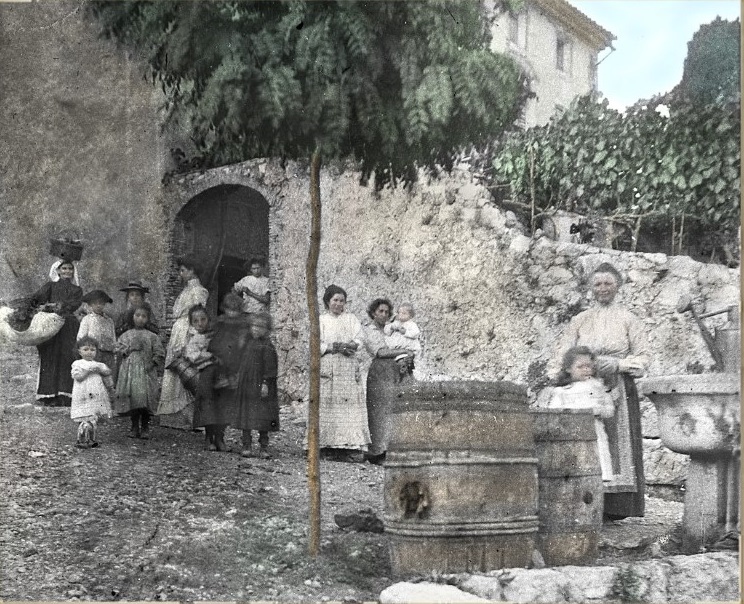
[638,374,740,455]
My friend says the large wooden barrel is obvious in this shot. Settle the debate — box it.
[532,408,604,566]
[384,381,539,576]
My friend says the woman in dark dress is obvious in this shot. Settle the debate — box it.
[30,260,83,406]
[363,298,415,464]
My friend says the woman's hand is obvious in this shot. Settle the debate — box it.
[595,355,619,377]
[618,358,646,378]
[339,342,357,356]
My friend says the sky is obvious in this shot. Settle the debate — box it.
[568,0,741,110]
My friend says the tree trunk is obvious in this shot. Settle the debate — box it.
[306,149,322,557]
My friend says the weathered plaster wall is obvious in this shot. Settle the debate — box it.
[165,160,740,405]
[0,1,170,309]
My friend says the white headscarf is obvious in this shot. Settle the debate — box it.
[49,260,81,286]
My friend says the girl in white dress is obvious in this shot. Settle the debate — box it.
[70,336,114,448]
[549,346,615,481]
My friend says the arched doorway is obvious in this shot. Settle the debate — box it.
[173,185,270,317]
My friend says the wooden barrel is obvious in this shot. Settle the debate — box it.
[532,408,603,566]
[384,381,539,576]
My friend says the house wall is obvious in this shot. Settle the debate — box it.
[0,1,180,311]
[490,1,603,126]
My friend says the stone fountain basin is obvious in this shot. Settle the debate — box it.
[638,374,740,455]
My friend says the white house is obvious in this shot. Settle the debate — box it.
[490,0,615,127]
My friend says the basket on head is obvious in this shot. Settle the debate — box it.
[49,234,84,262]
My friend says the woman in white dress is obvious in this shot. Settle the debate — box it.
[156,257,209,430]
[316,284,371,461]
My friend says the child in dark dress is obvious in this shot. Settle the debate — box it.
[194,293,251,452]
[235,312,279,458]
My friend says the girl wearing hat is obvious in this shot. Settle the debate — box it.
[115,281,159,338]
[77,290,117,381]
[29,260,83,406]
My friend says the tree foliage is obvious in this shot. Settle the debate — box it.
[490,93,740,260]
[89,0,529,557]
[677,17,740,105]
[88,0,528,188]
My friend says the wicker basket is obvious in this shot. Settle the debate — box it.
[49,236,84,261]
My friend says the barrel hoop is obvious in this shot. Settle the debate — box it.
[385,517,540,537]
[395,380,528,402]
[533,435,598,442]
[390,399,528,414]
[538,469,603,478]
[385,455,539,468]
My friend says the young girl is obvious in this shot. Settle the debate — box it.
[234,312,279,458]
[182,305,215,371]
[78,290,117,380]
[115,281,159,337]
[71,336,114,448]
[195,293,251,452]
[115,304,165,439]
[548,346,616,481]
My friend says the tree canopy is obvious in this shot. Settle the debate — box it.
[90,0,531,556]
[676,16,740,105]
[89,0,528,187]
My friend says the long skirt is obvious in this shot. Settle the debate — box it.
[366,357,413,456]
[98,350,117,385]
[317,353,370,450]
[157,316,195,429]
[604,375,645,518]
[193,366,236,427]
[36,315,79,401]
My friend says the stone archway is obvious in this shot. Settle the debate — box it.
[172,184,270,317]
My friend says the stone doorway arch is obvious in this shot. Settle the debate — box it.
[172,184,270,317]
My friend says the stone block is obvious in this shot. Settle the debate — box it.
[643,438,688,486]
[614,560,669,602]
[458,575,503,600]
[562,565,618,601]
[460,208,480,225]
[665,552,740,602]
[379,582,489,603]
[509,234,531,255]
[500,568,568,603]
[479,205,506,230]
[458,182,484,205]
[667,256,701,281]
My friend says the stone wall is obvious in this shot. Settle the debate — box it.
[166,159,740,405]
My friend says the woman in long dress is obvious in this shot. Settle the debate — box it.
[363,298,414,464]
[555,262,650,518]
[316,284,370,461]
[156,257,209,430]
[30,260,83,406]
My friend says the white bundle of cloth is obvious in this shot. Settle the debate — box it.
[0,306,65,347]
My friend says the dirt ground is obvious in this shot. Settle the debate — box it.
[0,345,687,602]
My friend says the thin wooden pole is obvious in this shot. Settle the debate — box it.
[529,145,536,234]
[306,149,322,557]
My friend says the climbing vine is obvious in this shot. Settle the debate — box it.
[489,94,740,263]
